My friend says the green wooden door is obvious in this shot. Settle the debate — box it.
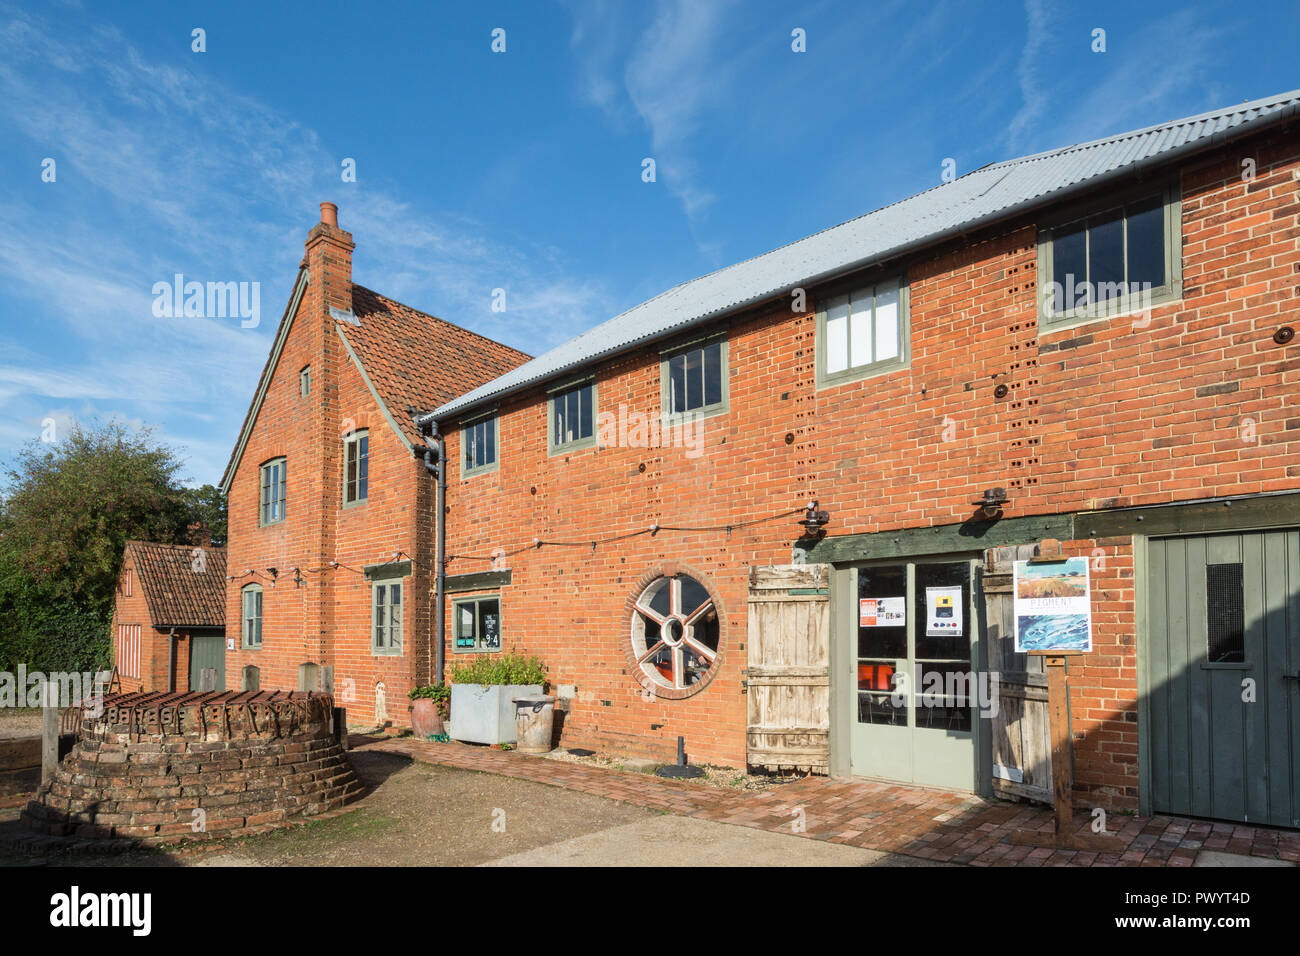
[850,558,979,790]
[189,634,226,692]
[1146,529,1300,827]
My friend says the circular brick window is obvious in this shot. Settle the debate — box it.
[629,571,722,698]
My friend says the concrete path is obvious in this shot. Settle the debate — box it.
[481,815,947,867]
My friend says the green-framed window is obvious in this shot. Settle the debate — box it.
[259,458,286,525]
[462,415,498,477]
[815,275,909,388]
[344,429,369,505]
[661,333,728,419]
[372,581,402,655]
[453,595,501,653]
[549,379,596,453]
[299,366,311,397]
[1036,179,1182,329]
[241,584,263,649]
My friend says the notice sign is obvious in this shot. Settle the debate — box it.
[925,586,963,637]
[859,597,905,627]
[1014,557,1093,653]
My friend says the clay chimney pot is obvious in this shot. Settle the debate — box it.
[320,202,339,228]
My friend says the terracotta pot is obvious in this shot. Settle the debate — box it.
[411,698,445,738]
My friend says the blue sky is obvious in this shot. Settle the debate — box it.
[0,0,1296,487]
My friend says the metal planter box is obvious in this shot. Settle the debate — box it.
[448,684,543,745]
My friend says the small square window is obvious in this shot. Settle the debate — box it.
[454,596,501,652]
[462,416,498,477]
[550,381,596,452]
[662,336,728,417]
[816,276,909,387]
[1037,181,1182,328]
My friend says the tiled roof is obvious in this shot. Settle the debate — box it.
[433,87,1300,419]
[339,285,532,445]
[126,541,227,629]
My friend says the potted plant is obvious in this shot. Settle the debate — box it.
[448,652,546,745]
[408,684,450,739]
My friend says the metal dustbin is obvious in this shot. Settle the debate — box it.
[513,694,556,753]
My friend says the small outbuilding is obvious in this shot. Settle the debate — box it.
[110,541,227,693]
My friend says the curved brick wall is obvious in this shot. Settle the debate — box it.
[22,690,362,843]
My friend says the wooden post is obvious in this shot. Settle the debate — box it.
[41,680,59,786]
[1044,656,1073,840]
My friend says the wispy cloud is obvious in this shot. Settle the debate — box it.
[0,3,613,483]
[1008,0,1053,151]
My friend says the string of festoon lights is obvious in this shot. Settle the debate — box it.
[445,506,807,565]
[224,551,417,588]
[219,503,822,580]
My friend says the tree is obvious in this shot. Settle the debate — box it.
[179,483,228,547]
[0,422,191,610]
[0,422,216,674]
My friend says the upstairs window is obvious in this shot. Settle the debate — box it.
[816,276,908,387]
[344,429,369,505]
[300,366,311,397]
[1037,180,1182,327]
[241,584,262,649]
[663,335,727,417]
[462,415,498,477]
[550,380,596,452]
[259,458,286,525]
[373,582,402,654]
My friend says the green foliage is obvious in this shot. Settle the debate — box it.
[409,683,451,701]
[0,422,190,609]
[179,484,228,546]
[450,652,547,688]
[0,420,222,675]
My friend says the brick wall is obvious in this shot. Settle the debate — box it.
[438,127,1300,789]
[223,219,427,727]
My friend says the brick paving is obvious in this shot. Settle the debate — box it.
[356,735,1300,867]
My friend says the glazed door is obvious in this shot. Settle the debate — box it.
[851,559,978,790]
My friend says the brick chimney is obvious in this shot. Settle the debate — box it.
[303,201,354,316]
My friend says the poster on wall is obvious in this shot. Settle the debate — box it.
[925,586,963,637]
[1013,557,1093,653]
[859,597,906,627]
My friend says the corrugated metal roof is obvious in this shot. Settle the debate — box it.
[433,89,1300,420]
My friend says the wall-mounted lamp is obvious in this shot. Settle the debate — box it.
[972,487,1008,519]
[799,499,830,535]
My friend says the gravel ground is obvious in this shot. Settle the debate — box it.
[0,748,657,867]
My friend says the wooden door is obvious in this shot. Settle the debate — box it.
[1147,529,1300,828]
[983,545,1053,804]
[746,564,831,773]
[188,633,226,692]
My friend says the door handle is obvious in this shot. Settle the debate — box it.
[1284,674,1300,682]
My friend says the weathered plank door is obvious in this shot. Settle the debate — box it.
[746,564,831,774]
[983,546,1052,804]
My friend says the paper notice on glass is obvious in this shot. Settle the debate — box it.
[859,597,905,627]
[925,586,963,637]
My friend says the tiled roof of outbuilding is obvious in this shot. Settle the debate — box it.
[126,541,227,629]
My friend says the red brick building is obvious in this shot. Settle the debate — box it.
[217,203,528,726]
[110,541,227,693]
[417,91,1300,828]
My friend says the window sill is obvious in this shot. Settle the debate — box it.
[1038,286,1183,336]
[815,358,909,392]
[371,647,404,658]
[1201,661,1250,670]
[461,464,499,481]
[342,497,368,510]
[453,645,500,654]
[548,436,597,458]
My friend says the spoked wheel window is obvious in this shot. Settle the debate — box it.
[631,574,720,692]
